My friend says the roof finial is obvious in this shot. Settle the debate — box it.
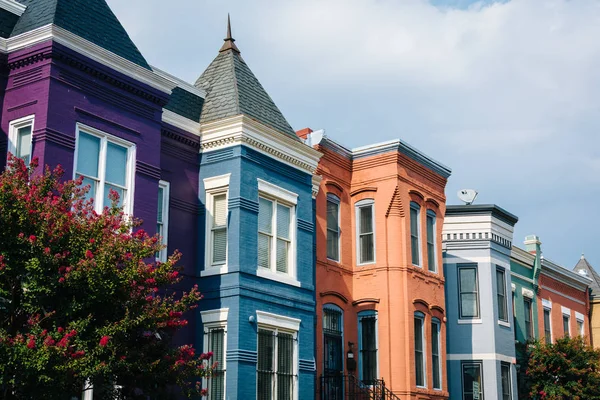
[582,253,585,260]
[220,14,240,54]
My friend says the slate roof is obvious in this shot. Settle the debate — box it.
[194,25,300,141]
[12,0,150,69]
[0,8,19,38]
[573,255,600,297]
[164,87,204,122]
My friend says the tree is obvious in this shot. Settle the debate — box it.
[0,156,213,399]
[524,336,600,400]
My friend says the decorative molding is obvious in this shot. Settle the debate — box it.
[299,358,316,372]
[325,181,344,193]
[297,218,313,232]
[6,100,38,112]
[320,291,349,304]
[386,186,405,218]
[539,286,586,306]
[352,298,380,306]
[413,298,430,308]
[256,310,301,331]
[75,107,141,136]
[228,197,259,213]
[0,0,26,16]
[542,298,552,309]
[511,283,516,292]
[10,65,45,87]
[200,308,229,324]
[575,311,585,321]
[33,128,75,150]
[135,161,161,180]
[227,349,257,364]
[430,305,445,315]
[203,173,230,191]
[409,190,425,200]
[151,66,206,98]
[521,288,534,299]
[350,187,377,197]
[258,178,298,205]
[199,115,321,176]
[312,174,322,199]
[3,24,176,94]
[161,128,201,150]
[425,198,440,208]
[256,268,301,288]
[561,306,571,316]
[170,197,201,215]
[162,109,201,134]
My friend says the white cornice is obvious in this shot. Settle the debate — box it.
[541,257,591,291]
[151,66,206,98]
[312,174,322,199]
[200,115,322,175]
[3,24,176,94]
[162,109,201,134]
[0,0,25,16]
[256,311,301,331]
[510,246,535,267]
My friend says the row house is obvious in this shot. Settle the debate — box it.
[572,255,600,347]
[0,1,321,399]
[301,129,452,400]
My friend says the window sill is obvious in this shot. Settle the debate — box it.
[357,261,376,267]
[201,265,228,277]
[498,320,511,328]
[256,268,301,287]
[458,319,482,324]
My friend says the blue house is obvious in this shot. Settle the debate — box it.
[194,21,322,400]
[442,205,519,400]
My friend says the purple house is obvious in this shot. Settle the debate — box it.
[0,1,321,399]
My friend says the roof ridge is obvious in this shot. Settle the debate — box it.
[229,51,241,116]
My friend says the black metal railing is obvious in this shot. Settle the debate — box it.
[320,375,402,400]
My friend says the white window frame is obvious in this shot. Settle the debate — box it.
[426,209,437,272]
[7,114,35,165]
[562,306,571,337]
[156,180,170,262]
[201,308,229,400]
[256,311,300,400]
[458,264,480,320]
[576,312,585,337]
[496,267,509,324]
[256,179,299,286]
[543,304,553,344]
[410,202,422,267]
[431,318,442,390]
[326,193,341,262]
[73,124,136,215]
[414,312,427,388]
[355,199,376,266]
[203,174,231,276]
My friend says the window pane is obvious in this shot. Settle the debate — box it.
[497,270,507,321]
[77,132,100,178]
[157,187,164,223]
[426,214,434,243]
[501,364,511,400]
[427,243,435,272]
[360,234,374,264]
[563,316,570,337]
[258,233,271,269]
[432,322,441,389]
[327,228,339,261]
[258,198,273,233]
[411,235,420,265]
[327,200,338,231]
[277,333,294,400]
[462,364,482,400]
[105,142,128,186]
[461,294,478,318]
[276,239,288,273]
[257,330,274,400]
[212,228,227,265]
[410,206,419,237]
[213,194,227,227]
[414,317,424,387]
[460,268,477,292]
[359,205,373,234]
[80,175,97,201]
[360,315,377,384]
[544,309,552,344]
[578,321,584,336]
[17,125,32,163]
[277,204,291,240]
[103,184,123,208]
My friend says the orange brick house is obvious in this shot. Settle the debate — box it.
[298,128,451,400]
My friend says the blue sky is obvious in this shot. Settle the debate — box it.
[107,0,600,270]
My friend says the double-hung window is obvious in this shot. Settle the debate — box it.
[8,115,34,165]
[576,313,585,336]
[501,362,512,400]
[543,308,552,344]
[414,312,426,388]
[458,265,480,319]
[356,199,375,265]
[426,210,436,272]
[326,194,340,261]
[496,268,508,323]
[201,308,228,400]
[156,181,170,262]
[204,174,230,273]
[462,361,483,400]
[431,318,442,390]
[524,298,533,340]
[563,312,571,337]
[256,311,300,400]
[410,202,421,266]
[257,180,297,279]
[74,125,135,214]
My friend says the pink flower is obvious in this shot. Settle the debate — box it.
[89,238,95,244]
[27,338,35,349]
[99,336,110,347]
[58,277,65,283]
[29,235,36,243]
[85,250,93,259]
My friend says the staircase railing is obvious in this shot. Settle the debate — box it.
[320,375,402,400]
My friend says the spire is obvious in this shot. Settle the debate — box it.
[220,14,240,54]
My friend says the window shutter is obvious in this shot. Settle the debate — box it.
[258,234,270,269]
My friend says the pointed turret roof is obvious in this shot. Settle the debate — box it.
[195,16,299,141]
[573,254,600,297]
[11,0,150,69]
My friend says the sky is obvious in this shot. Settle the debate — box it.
[106,0,600,269]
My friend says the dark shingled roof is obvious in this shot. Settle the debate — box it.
[573,255,600,297]
[0,8,19,38]
[194,21,299,141]
[12,0,150,69]
[164,87,204,122]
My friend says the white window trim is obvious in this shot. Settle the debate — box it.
[543,307,553,344]
[73,123,136,215]
[8,114,35,164]
[521,288,534,299]
[156,180,170,262]
[426,210,437,272]
[355,199,376,266]
[542,299,552,309]
[561,306,571,316]
[497,267,509,324]
[576,312,585,336]
[458,264,481,320]
[203,174,230,276]
[201,308,228,400]
[256,310,300,400]
[326,193,341,262]
[257,180,298,284]
[410,202,422,268]
[415,312,427,388]
[432,318,442,390]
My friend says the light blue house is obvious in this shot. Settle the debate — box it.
[194,22,322,400]
[443,205,519,400]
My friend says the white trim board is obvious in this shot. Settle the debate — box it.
[200,308,229,324]
[447,353,516,364]
[0,0,25,16]
[162,109,201,134]
[256,310,301,331]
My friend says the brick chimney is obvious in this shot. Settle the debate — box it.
[296,127,312,141]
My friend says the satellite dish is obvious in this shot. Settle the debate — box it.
[306,129,324,146]
[458,189,478,205]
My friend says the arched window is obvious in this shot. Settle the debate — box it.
[414,312,426,387]
[358,310,378,384]
[431,317,442,390]
[410,202,421,267]
[327,194,341,261]
[323,304,344,376]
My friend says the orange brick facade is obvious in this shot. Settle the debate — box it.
[311,135,450,400]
